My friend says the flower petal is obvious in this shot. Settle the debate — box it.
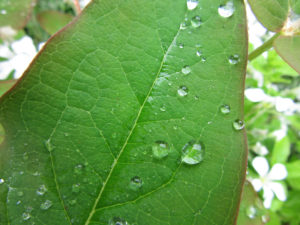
[250,178,263,191]
[270,182,286,201]
[252,156,269,177]
[268,164,288,180]
[262,185,274,208]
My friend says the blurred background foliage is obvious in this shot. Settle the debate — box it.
[0,0,300,225]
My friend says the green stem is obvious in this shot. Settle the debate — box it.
[248,33,280,61]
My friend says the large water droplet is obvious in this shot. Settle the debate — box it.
[109,217,128,225]
[40,200,53,210]
[181,141,205,165]
[228,54,240,64]
[246,205,256,219]
[218,1,235,18]
[220,104,230,114]
[0,178,4,184]
[191,16,202,28]
[233,119,245,130]
[129,176,143,191]
[36,184,47,196]
[22,212,31,221]
[72,184,80,193]
[74,164,83,175]
[181,66,191,75]
[187,0,199,10]
[152,141,169,159]
[177,86,188,97]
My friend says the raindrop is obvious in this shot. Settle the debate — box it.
[40,200,53,210]
[233,119,245,130]
[22,212,31,221]
[194,96,199,100]
[191,16,202,28]
[160,105,166,112]
[152,141,169,159]
[218,1,235,18]
[16,200,21,205]
[187,0,199,10]
[17,191,24,197]
[0,178,4,184]
[36,184,47,196]
[177,86,188,97]
[72,184,80,193]
[196,50,202,57]
[44,139,54,152]
[220,104,230,114]
[178,43,184,49]
[181,66,191,75]
[129,176,143,191]
[74,164,83,175]
[228,54,240,64]
[180,22,188,30]
[181,141,205,165]
[246,205,256,219]
[201,56,207,62]
[109,217,128,225]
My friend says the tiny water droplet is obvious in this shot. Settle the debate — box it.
[16,200,21,205]
[0,178,4,184]
[233,119,245,130]
[152,141,169,159]
[160,105,166,112]
[64,133,69,137]
[40,199,53,210]
[181,141,205,165]
[22,212,31,221]
[74,164,83,175]
[17,191,24,197]
[72,184,80,193]
[177,86,188,97]
[194,96,199,100]
[44,139,54,152]
[173,126,178,130]
[191,16,202,28]
[201,56,206,62]
[178,43,184,49]
[196,50,202,57]
[218,1,235,18]
[180,22,188,30]
[36,184,47,196]
[109,217,128,225]
[129,176,143,191]
[228,54,240,64]
[187,0,199,10]
[246,205,256,219]
[181,66,191,75]
[220,105,230,114]
[69,199,77,206]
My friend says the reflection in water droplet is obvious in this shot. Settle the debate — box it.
[22,212,31,221]
[218,1,235,18]
[74,164,83,175]
[129,176,143,191]
[220,105,230,114]
[0,178,4,184]
[228,54,240,64]
[181,66,191,75]
[177,86,188,97]
[152,141,169,159]
[72,184,80,193]
[181,141,205,165]
[191,16,202,28]
[36,184,47,196]
[40,200,53,210]
[187,0,199,10]
[233,119,245,130]
[246,205,256,219]
[109,217,128,225]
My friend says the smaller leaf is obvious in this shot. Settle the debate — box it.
[286,160,300,190]
[271,136,290,165]
[37,10,73,35]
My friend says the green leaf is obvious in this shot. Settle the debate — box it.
[37,10,74,35]
[271,137,290,165]
[247,0,289,32]
[0,80,17,97]
[0,0,36,29]
[273,35,300,74]
[286,160,300,190]
[281,190,300,223]
[0,0,248,224]
[290,0,300,14]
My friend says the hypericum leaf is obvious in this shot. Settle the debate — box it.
[271,136,290,165]
[0,0,36,29]
[286,160,300,190]
[0,80,17,97]
[0,0,248,224]
[37,11,74,35]
[248,0,289,32]
[274,35,300,74]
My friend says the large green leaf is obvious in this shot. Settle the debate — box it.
[0,80,17,97]
[0,0,248,224]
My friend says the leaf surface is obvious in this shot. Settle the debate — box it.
[0,0,248,224]
[0,80,17,97]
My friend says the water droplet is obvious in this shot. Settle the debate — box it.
[180,22,188,30]
[109,217,129,225]
[173,126,178,130]
[160,105,166,112]
[191,16,202,28]
[177,86,188,97]
[16,200,21,205]
[178,43,184,49]
[17,191,24,197]
[233,119,245,130]
[196,50,202,57]
[201,56,207,62]
[22,212,31,221]
[64,132,69,137]
[44,139,54,152]
[40,200,53,210]
[246,205,256,219]
[36,184,47,196]
[187,0,199,10]
[72,184,80,193]
[181,66,191,75]
[181,141,205,165]
[74,164,83,175]
[0,178,4,184]
[129,176,143,191]
[152,141,169,159]
[69,199,77,206]
[218,1,235,18]
[228,54,240,64]
[194,96,199,100]
[220,105,230,114]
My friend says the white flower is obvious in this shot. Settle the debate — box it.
[250,156,287,208]
[252,142,268,156]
